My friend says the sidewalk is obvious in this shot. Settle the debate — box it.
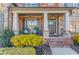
[51,47,78,55]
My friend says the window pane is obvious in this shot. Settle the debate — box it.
[25,3,38,7]
[0,13,3,33]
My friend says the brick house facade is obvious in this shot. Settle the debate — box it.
[0,3,79,46]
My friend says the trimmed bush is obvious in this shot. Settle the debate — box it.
[73,33,79,45]
[2,29,14,47]
[0,47,36,55]
[3,29,14,39]
[0,35,7,48]
[11,34,45,47]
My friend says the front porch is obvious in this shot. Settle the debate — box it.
[11,11,73,48]
[9,7,74,47]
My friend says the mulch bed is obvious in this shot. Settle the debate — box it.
[35,44,52,55]
[72,45,79,54]
[44,45,52,55]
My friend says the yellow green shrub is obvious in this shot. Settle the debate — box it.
[11,34,45,47]
[73,33,79,45]
[0,47,36,55]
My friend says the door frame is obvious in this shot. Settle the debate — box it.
[48,18,57,37]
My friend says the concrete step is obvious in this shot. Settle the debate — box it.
[46,37,73,48]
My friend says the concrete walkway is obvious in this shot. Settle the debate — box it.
[51,47,78,55]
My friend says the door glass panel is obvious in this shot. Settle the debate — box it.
[48,20,57,37]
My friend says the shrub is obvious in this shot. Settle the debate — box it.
[73,33,79,45]
[0,47,36,55]
[11,34,45,47]
[0,35,6,48]
[3,29,14,39]
[2,29,14,47]
[0,34,11,47]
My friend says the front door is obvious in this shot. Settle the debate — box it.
[48,19,57,37]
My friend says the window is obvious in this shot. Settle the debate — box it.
[25,3,31,7]
[64,3,78,7]
[0,12,3,33]
[70,15,79,32]
[27,19,39,29]
[25,3,38,7]
[73,3,78,7]
[67,3,73,7]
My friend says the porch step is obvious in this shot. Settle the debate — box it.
[46,37,73,48]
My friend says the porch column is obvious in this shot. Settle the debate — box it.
[64,12,70,32]
[13,12,19,35]
[4,4,9,29]
[43,11,49,38]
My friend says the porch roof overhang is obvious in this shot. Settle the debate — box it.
[11,7,75,13]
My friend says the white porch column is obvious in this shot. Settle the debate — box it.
[13,12,19,35]
[4,4,9,29]
[43,11,49,38]
[64,12,70,32]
